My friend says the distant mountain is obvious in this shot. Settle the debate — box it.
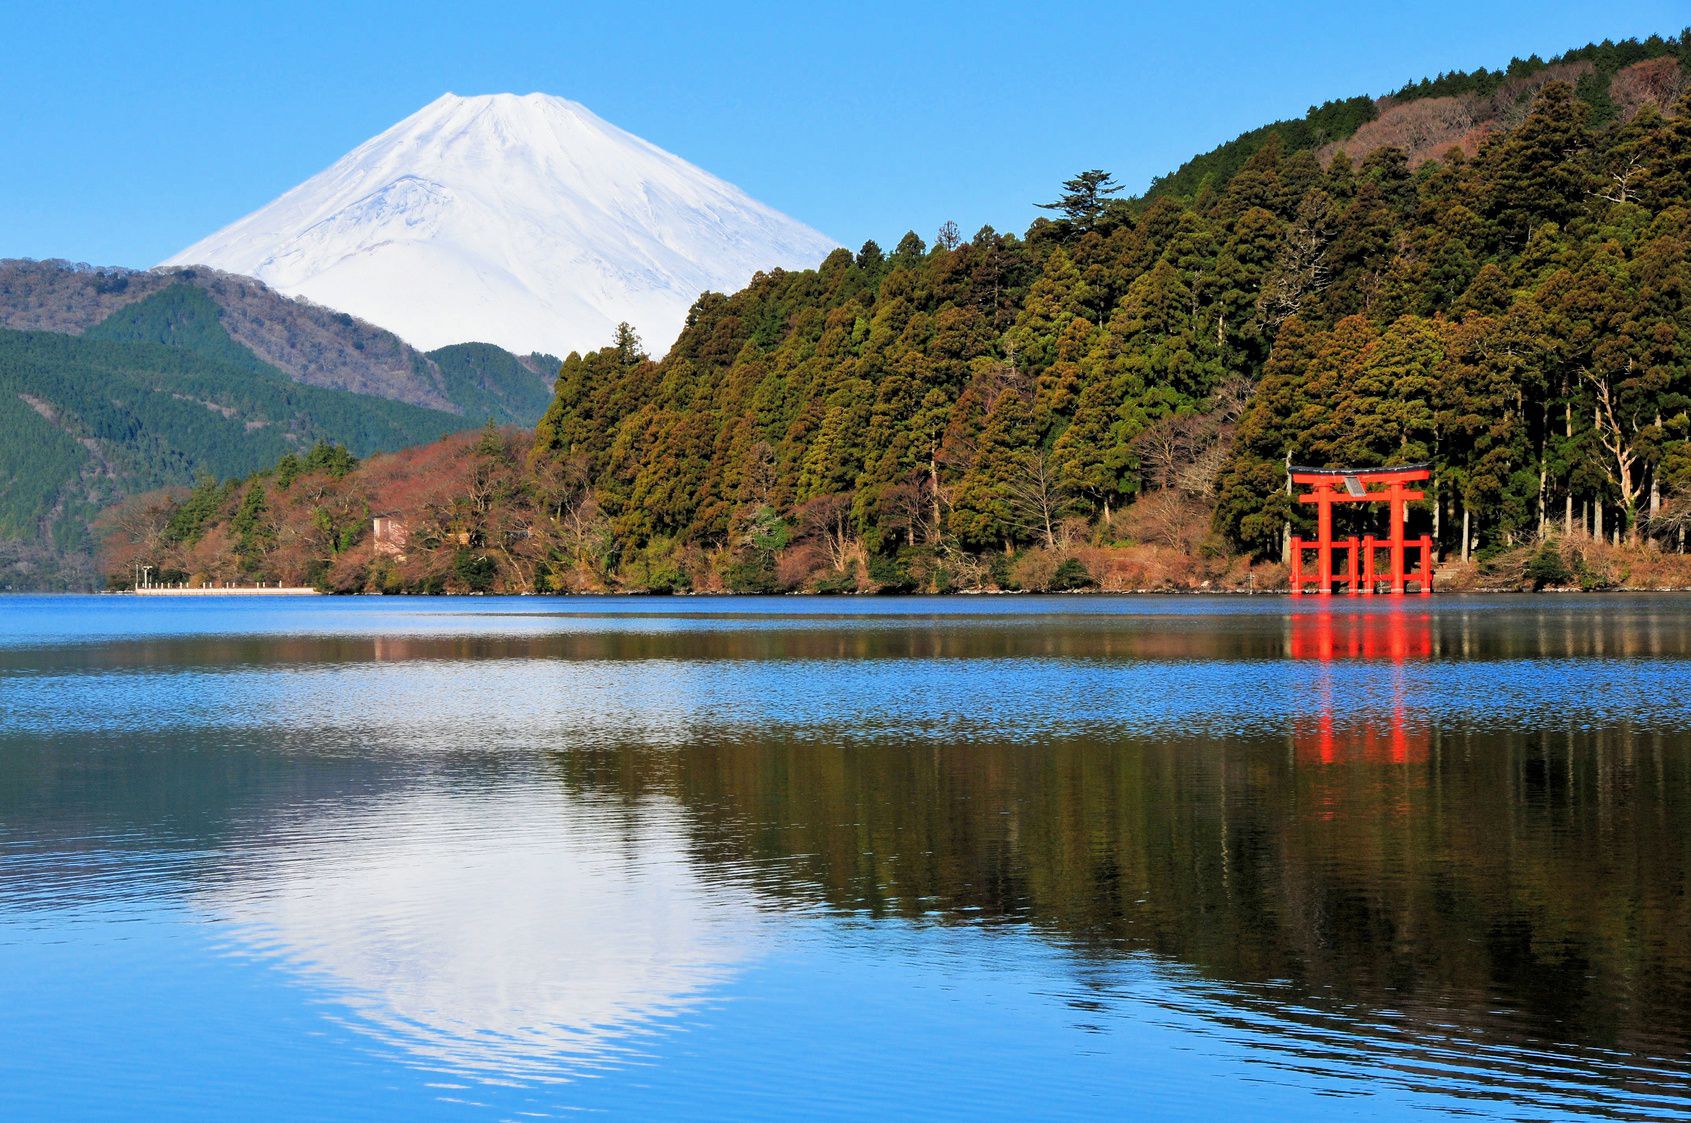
[0,260,567,588]
[162,92,839,357]
[0,259,558,422]
[427,342,559,433]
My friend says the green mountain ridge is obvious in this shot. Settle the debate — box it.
[0,268,564,587]
[426,342,561,429]
[0,259,556,424]
[85,282,288,375]
[0,323,472,585]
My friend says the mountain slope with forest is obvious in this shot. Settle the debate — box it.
[102,34,1691,595]
[0,259,557,421]
[0,259,562,587]
[0,324,475,586]
[1145,33,1687,199]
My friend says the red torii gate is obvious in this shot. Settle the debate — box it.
[1289,465,1434,596]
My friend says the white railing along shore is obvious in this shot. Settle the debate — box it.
[131,583,322,596]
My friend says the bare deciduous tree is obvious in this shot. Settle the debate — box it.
[1004,447,1067,549]
[1586,363,1648,541]
[1133,414,1211,493]
[1595,150,1645,205]
[1610,55,1689,119]
[798,492,858,572]
[1132,490,1206,553]
[1256,190,1336,334]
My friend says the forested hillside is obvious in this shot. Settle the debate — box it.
[0,260,557,421]
[1147,33,1687,198]
[0,327,469,586]
[427,342,560,433]
[102,37,1691,594]
[0,261,561,587]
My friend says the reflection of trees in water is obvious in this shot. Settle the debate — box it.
[10,600,1691,1111]
[549,718,1691,1076]
[8,598,1691,675]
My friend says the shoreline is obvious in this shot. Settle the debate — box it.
[130,586,323,596]
[50,585,1691,598]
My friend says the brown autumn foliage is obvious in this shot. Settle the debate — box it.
[774,541,827,590]
[1319,61,1595,168]
[1434,533,1691,592]
[101,428,587,594]
[1320,56,1691,179]
[1325,96,1493,168]
[1610,55,1691,118]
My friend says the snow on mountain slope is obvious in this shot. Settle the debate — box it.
[163,93,838,356]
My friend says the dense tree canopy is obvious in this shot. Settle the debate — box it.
[107,39,1691,594]
[524,60,1691,584]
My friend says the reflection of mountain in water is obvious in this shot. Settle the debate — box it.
[199,784,765,1083]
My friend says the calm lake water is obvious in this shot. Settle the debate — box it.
[2,594,1690,1120]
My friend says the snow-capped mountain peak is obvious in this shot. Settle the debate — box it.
[163,93,838,356]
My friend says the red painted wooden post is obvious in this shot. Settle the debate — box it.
[1315,485,1334,596]
[1362,535,1376,595]
[1419,534,1433,595]
[1346,536,1361,595]
[1388,481,1407,595]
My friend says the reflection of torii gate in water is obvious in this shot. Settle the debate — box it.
[1290,611,1433,767]
[1289,465,1434,596]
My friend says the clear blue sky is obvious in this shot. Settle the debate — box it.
[2,1,1684,267]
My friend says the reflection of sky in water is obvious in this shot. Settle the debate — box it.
[199,784,767,1085]
[6,655,1691,745]
[5,596,1691,1120]
[8,590,1690,649]
[3,594,1261,649]
[9,876,1687,1120]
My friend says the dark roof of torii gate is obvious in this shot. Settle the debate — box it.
[1288,462,1431,476]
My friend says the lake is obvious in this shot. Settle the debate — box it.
[2,594,1689,1120]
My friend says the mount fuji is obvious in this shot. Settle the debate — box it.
[163,93,838,357]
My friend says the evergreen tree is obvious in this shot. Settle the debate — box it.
[1037,170,1125,233]
[230,483,276,573]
